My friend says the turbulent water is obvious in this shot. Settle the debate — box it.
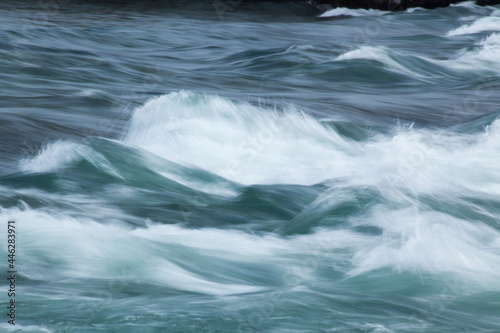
[1,0,500,332]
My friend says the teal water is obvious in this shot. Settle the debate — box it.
[1,1,500,332]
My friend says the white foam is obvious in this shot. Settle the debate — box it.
[447,33,500,70]
[19,92,500,198]
[446,16,500,36]
[2,198,500,296]
[320,7,389,17]
[0,208,271,295]
[405,7,426,13]
[123,91,352,186]
[450,0,478,8]
[19,141,89,173]
[19,140,123,179]
[119,92,500,196]
[334,46,426,77]
[348,208,500,282]
[335,38,500,75]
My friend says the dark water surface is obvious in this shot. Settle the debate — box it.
[1,0,500,332]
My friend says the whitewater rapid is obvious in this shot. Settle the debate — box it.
[7,90,500,298]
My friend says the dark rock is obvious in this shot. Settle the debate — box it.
[315,0,499,10]
[476,0,500,5]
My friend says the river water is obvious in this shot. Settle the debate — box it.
[1,0,500,332]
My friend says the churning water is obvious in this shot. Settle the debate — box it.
[1,0,500,332]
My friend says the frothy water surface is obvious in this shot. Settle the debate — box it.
[1,0,500,332]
